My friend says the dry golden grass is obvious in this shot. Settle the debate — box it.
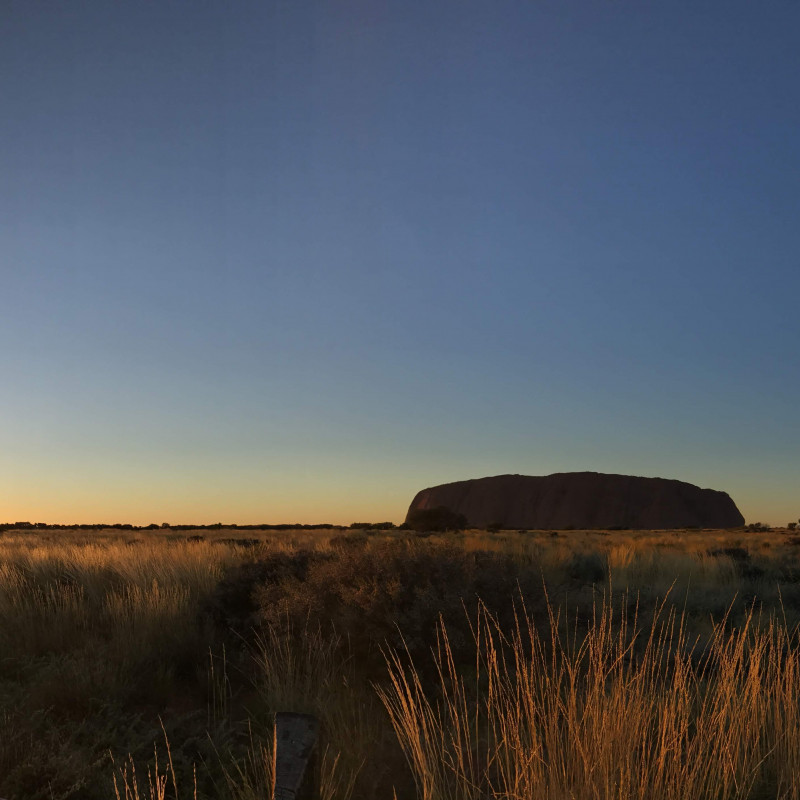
[380,595,800,800]
[2,524,800,799]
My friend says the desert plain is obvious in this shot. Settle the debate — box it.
[2,522,800,799]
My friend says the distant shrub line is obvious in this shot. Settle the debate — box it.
[3,514,799,534]
[0,521,346,532]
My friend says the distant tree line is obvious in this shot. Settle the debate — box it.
[9,513,796,534]
[0,521,346,532]
[349,521,396,530]
[0,514,469,533]
[348,508,470,532]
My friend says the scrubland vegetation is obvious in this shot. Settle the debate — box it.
[3,525,800,798]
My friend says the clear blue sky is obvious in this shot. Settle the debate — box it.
[2,1,798,525]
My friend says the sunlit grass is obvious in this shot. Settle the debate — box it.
[380,594,800,800]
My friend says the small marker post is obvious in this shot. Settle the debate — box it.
[273,711,320,800]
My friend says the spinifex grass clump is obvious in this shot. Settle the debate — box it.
[379,594,800,800]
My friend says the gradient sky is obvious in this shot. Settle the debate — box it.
[2,1,799,525]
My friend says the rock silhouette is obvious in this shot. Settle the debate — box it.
[406,472,744,530]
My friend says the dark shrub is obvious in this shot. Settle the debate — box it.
[205,550,328,633]
[709,547,764,579]
[710,547,749,562]
[486,522,504,533]
[215,538,260,548]
[405,506,468,532]
[251,541,543,675]
[569,551,606,585]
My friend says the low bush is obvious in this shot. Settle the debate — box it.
[568,550,606,584]
[249,540,544,674]
[204,550,326,634]
[404,506,468,532]
[486,522,504,533]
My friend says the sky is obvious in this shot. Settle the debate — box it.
[1,1,799,526]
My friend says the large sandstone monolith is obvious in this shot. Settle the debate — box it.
[405,472,744,530]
